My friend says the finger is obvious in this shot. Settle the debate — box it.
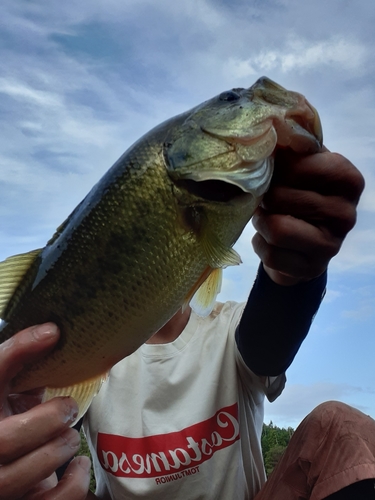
[272,150,365,201]
[259,188,358,237]
[252,209,342,261]
[0,324,59,389]
[0,428,81,500]
[252,232,317,280]
[23,473,58,497]
[22,457,91,500]
[0,397,78,463]
[42,456,91,500]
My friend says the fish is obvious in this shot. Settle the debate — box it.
[0,77,322,419]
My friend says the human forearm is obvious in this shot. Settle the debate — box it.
[236,263,326,375]
[237,149,363,375]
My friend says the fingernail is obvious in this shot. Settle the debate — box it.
[75,455,92,473]
[61,428,80,449]
[62,398,79,424]
[32,323,58,341]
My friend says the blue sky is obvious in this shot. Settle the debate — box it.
[0,0,374,428]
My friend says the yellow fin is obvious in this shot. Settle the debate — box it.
[42,374,107,425]
[201,229,241,268]
[182,266,212,313]
[0,250,42,318]
[189,268,222,318]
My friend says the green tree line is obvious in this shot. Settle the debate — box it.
[261,421,294,476]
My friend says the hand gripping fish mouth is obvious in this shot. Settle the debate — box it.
[164,76,322,201]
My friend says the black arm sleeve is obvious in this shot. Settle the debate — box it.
[235,263,327,376]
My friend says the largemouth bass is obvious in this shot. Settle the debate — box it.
[0,77,322,418]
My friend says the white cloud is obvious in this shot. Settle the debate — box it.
[0,78,63,108]
[281,37,366,72]
[342,302,375,321]
[323,289,342,304]
[330,227,375,273]
[359,172,375,212]
[227,36,368,79]
[264,381,375,428]
[341,285,375,321]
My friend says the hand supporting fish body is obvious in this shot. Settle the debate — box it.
[0,77,322,418]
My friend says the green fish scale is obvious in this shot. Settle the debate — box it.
[3,133,209,392]
[0,76,322,395]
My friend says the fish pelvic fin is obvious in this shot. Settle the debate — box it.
[182,266,212,313]
[200,225,242,268]
[189,268,223,318]
[0,250,42,318]
[42,373,107,425]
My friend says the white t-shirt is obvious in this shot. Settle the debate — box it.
[83,301,286,500]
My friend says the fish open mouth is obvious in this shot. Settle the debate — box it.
[172,155,274,202]
[176,178,247,203]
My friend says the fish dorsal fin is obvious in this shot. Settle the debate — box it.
[42,373,107,425]
[200,226,242,268]
[189,268,223,318]
[0,250,42,317]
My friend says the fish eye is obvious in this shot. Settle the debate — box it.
[218,90,241,102]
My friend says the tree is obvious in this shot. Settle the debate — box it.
[261,422,294,476]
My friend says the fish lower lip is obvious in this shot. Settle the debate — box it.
[180,157,274,198]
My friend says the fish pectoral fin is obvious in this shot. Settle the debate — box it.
[0,250,42,318]
[42,374,107,425]
[189,268,223,318]
[201,228,241,268]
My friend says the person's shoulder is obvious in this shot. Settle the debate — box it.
[212,300,243,314]
[202,300,245,324]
